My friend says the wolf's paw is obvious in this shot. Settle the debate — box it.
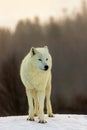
[38,120,47,123]
[27,117,35,121]
[48,113,54,117]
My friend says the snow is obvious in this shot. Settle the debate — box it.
[0,114,87,130]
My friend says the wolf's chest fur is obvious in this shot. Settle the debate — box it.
[24,63,50,90]
[28,69,50,90]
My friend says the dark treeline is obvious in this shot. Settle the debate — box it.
[0,1,87,116]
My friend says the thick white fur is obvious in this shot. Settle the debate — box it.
[20,46,53,123]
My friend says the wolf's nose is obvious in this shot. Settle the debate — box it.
[44,65,49,70]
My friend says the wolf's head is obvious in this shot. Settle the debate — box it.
[30,46,52,71]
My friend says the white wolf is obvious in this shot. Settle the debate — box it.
[20,46,54,123]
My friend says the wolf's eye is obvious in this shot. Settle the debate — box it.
[38,59,42,61]
[46,58,48,61]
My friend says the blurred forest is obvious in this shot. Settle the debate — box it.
[0,1,87,116]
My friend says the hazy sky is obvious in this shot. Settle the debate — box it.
[0,0,82,29]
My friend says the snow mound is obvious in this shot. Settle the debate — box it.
[0,114,87,130]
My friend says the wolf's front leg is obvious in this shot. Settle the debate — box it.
[46,78,54,117]
[26,89,34,121]
[37,91,47,123]
[33,92,38,116]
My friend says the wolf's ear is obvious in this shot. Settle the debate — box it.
[30,47,38,56]
[44,46,49,52]
[44,46,48,49]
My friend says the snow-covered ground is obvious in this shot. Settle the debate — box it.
[0,114,87,130]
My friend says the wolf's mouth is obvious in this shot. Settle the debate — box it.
[40,65,49,71]
[40,69,48,71]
